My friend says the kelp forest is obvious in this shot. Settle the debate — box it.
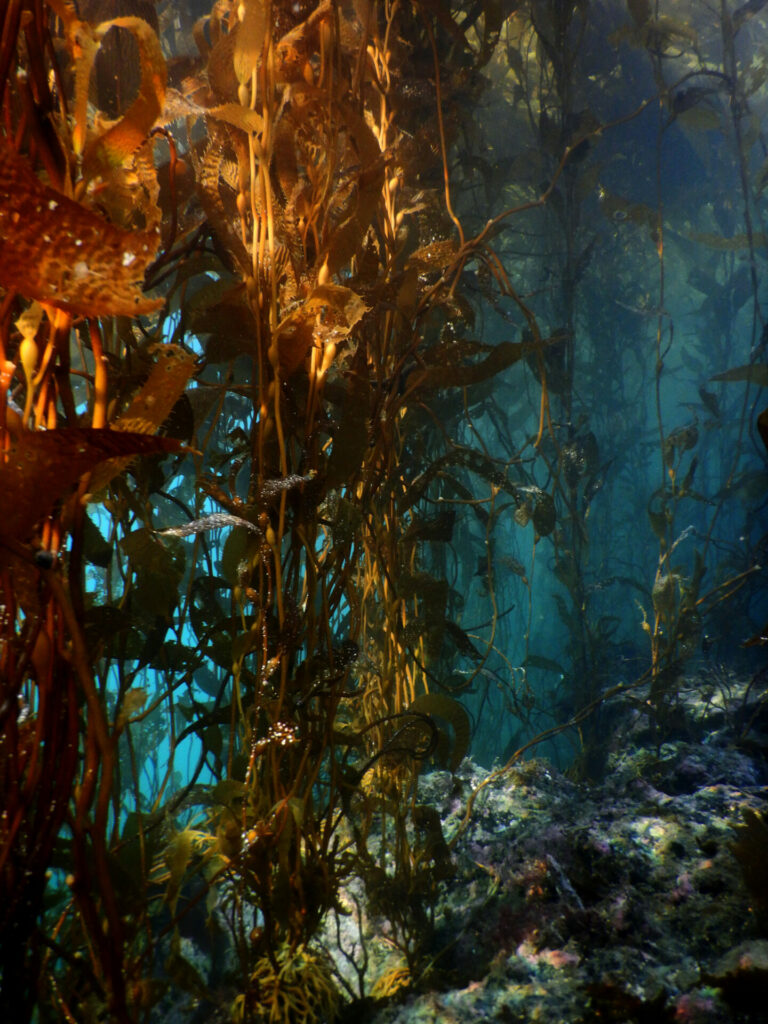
[1,0,767,1021]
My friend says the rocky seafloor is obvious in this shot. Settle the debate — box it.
[325,671,768,1024]
[164,669,768,1024]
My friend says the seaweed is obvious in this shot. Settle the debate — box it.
[732,808,768,925]
[1,0,766,1020]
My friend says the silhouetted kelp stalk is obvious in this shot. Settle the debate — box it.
[461,0,767,770]
[0,4,189,1020]
[630,0,768,739]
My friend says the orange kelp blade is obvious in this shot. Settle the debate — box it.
[0,428,185,542]
[0,142,163,317]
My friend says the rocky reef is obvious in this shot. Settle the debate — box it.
[328,672,768,1024]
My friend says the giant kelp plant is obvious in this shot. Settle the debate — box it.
[0,0,766,1022]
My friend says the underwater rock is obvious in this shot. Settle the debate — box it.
[144,683,767,1023]
[326,717,767,1024]
[702,941,768,1017]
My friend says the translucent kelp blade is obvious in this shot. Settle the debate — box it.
[0,142,162,317]
[111,345,197,435]
[82,16,167,178]
[0,428,184,541]
[87,344,196,492]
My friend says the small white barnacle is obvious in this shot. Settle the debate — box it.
[74,238,83,247]
[48,199,58,211]
[122,250,135,267]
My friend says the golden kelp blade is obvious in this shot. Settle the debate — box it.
[0,142,162,317]
[0,428,183,542]
[87,344,197,492]
[81,16,167,179]
[111,346,198,436]
[275,284,368,377]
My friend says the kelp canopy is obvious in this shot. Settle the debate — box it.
[0,0,766,1020]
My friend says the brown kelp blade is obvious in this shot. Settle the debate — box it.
[0,428,184,542]
[0,142,162,317]
[757,408,768,454]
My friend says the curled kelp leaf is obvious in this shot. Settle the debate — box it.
[406,693,471,773]
[69,15,167,178]
[0,142,162,316]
